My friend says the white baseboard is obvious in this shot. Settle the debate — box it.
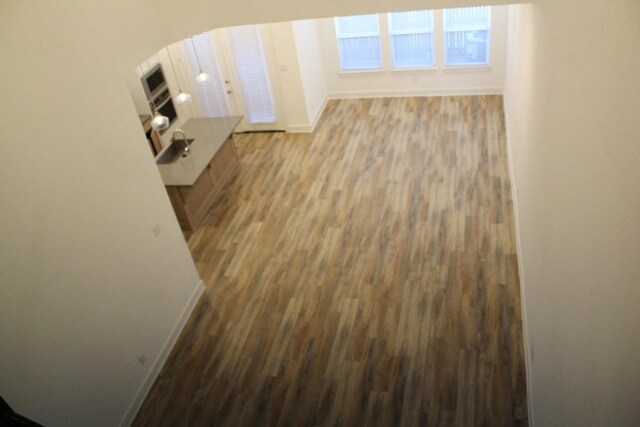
[286,124,314,133]
[286,90,499,133]
[119,280,205,427]
[327,87,503,100]
[286,94,329,134]
[309,94,329,132]
[502,92,535,427]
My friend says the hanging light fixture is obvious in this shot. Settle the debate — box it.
[151,111,170,131]
[165,46,192,105]
[190,37,209,83]
[149,102,169,132]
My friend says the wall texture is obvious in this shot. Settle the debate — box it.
[504,1,640,426]
[269,22,312,131]
[293,19,329,130]
[0,1,203,426]
[161,0,523,43]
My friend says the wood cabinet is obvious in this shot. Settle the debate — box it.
[165,136,238,233]
[140,115,163,156]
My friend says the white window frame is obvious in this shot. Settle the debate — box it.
[334,14,383,72]
[442,6,492,67]
[332,8,493,72]
[387,10,435,70]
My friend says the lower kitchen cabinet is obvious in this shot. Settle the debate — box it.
[164,136,238,233]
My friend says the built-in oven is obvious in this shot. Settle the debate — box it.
[141,64,166,100]
[141,64,178,133]
[151,87,177,131]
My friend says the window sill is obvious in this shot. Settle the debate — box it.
[337,65,493,75]
[442,64,492,73]
[390,67,438,74]
[338,68,385,76]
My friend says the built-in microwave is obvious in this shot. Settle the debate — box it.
[141,63,178,133]
[141,64,166,99]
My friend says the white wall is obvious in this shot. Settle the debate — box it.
[317,6,508,98]
[161,0,522,41]
[126,71,151,117]
[0,1,203,426]
[268,22,312,132]
[504,1,640,426]
[293,19,329,130]
[268,19,329,133]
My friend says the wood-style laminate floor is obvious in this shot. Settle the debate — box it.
[133,96,528,427]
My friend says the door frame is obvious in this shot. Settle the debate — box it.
[217,24,287,132]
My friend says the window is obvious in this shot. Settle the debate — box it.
[388,10,435,68]
[185,33,229,118]
[335,14,382,71]
[227,25,277,123]
[334,8,492,71]
[443,6,491,66]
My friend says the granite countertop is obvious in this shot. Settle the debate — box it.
[156,116,242,186]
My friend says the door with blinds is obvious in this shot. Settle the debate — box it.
[220,25,285,132]
[185,33,236,118]
[185,26,284,132]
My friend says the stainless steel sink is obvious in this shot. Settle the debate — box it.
[155,138,195,164]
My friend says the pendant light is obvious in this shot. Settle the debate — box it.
[190,37,209,83]
[149,102,170,132]
[165,46,192,105]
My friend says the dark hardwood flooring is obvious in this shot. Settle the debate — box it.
[133,96,528,426]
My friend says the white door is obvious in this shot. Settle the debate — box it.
[219,25,286,132]
[183,33,239,119]
[184,26,285,132]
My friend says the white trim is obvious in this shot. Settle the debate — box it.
[328,87,502,99]
[442,65,492,73]
[338,68,385,75]
[389,67,438,74]
[119,280,205,427]
[502,92,535,427]
[286,94,329,134]
[287,124,314,133]
[309,94,329,132]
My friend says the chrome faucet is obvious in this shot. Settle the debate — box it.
[171,129,189,153]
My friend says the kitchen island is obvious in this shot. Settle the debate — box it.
[156,116,242,233]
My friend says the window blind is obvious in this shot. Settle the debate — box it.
[388,10,434,68]
[334,14,382,71]
[443,6,491,66]
[227,25,276,123]
[185,33,229,118]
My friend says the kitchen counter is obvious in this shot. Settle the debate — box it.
[157,116,242,234]
[156,116,242,186]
